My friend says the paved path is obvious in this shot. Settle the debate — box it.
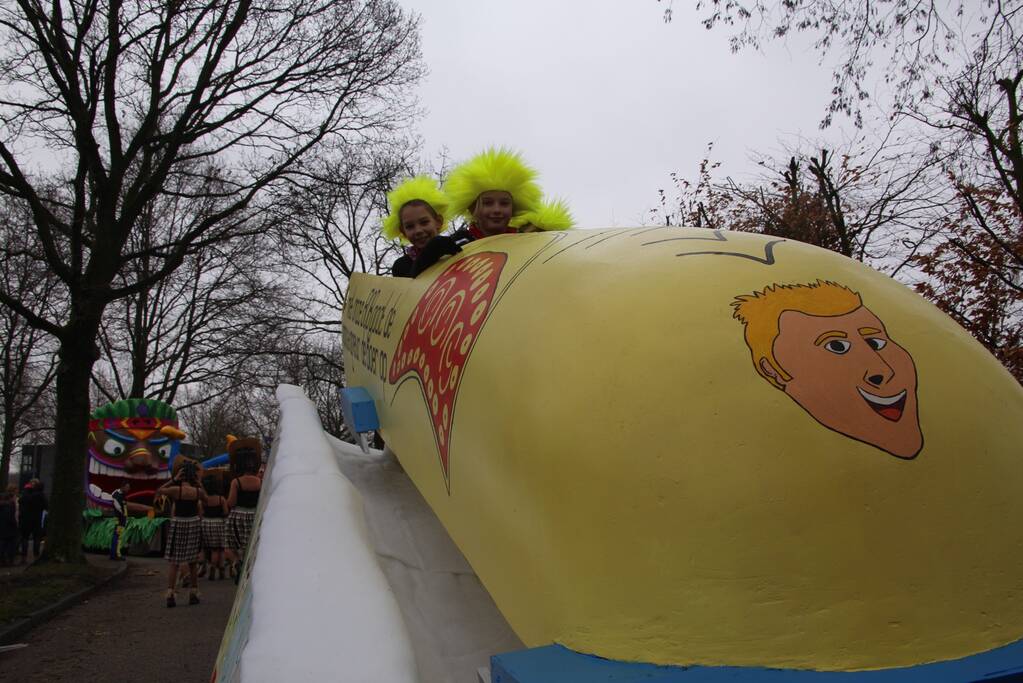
[0,556,234,683]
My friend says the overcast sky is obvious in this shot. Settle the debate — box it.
[398,0,842,228]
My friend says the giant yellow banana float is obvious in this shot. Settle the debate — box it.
[341,227,1023,674]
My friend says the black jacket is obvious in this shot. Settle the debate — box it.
[391,254,416,278]
[0,500,16,537]
[18,488,47,528]
[391,227,498,279]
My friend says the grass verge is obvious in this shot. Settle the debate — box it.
[0,562,117,626]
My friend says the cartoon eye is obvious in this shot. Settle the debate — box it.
[824,339,851,354]
[103,439,126,457]
[866,338,887,351]
[158,444,172,459]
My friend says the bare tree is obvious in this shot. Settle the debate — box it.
[653,133,946,274]
[915,182,1022,379]
[91,189,293,410]
[673,1,1011,127]
[271,140,417,338]
[178,392,260,460]
[0,0,424,562]
[0,197,60,487]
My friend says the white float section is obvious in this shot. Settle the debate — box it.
[240,384,418,683]
[325,433,523,682]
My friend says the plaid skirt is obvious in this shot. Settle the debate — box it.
[165,517,202,564]
[226,508,256,553]
[201,518,226,550]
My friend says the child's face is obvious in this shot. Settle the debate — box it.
[400,203,442,249]
[473,191,514,235]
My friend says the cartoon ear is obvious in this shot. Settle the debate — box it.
[759,358,786,388]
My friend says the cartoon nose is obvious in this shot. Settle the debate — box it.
[127,449,154,468]
[867,374,885,386]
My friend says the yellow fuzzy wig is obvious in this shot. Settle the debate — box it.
[382,176,449,242]
[445,148,542,220]
[510,197,575,231]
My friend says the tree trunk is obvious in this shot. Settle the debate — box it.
[129,288,149,399]
[0,420,13,489]
[130,247,151,398]
[42,323,100,564]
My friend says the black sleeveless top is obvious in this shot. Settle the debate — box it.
[205,498,224,519]
[235,487,260,509]
[175,496,198,518]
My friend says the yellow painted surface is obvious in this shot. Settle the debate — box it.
[341,227,1023,671]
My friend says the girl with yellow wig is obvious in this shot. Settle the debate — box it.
[396,149,576,276]
[445,148,576,237]
[444,147,544,240]
[381,176,450,278]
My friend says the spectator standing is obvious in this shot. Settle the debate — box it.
[0,486,17,565]
[226,438,263,584]
[201,473,229,580]
[156,460,207,607]
[18,479,47,563]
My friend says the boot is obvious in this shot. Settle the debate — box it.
[166,590,176,608]
[189,589,200,605]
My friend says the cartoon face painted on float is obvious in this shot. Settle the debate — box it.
[86,399,186,509]
[733,280,923,459]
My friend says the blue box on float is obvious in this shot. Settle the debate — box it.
[340,386,379,434]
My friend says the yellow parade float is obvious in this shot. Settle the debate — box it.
[341,226,1023,675]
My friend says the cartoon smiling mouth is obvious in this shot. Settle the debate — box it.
[86,456,170,505]
[857,387,907,422]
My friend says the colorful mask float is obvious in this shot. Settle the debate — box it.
[342,227,1023,675]
[86,398,186,513]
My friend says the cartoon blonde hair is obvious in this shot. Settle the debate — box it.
[732,280,862,389]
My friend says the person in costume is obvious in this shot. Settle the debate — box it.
[157,459,207,607]
[226,436,263,584]
[200,471,229,580]
[445,147,542,238]
[109,482,130,561]
[444,147,542,240]
[410,148,574,275]
[382,175,450,278]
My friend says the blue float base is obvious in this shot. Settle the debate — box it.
[491,641,1023,683]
